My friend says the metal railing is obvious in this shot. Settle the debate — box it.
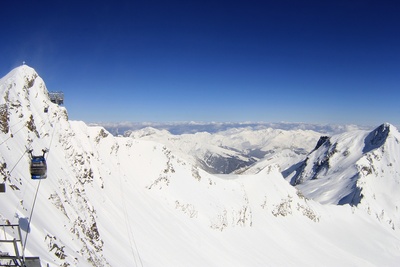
[48,92,64,105]
[0,224,25,266]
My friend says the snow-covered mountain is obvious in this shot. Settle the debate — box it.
[127,126,321,175]
[1,65,400,267]
[286,123,400,231]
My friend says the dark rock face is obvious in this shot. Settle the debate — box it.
[363,123,390,154]
[0,104,9,134]
[289,138,335,186]
[314,136,330,151]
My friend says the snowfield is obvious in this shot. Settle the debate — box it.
[1,65,400,266]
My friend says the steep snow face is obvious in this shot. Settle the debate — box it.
[288,129,369,202]
[356,123,400,231]
[128,126,321,174]
[0,66,110,265]
[1,66,400,267]
[289,123,400,229]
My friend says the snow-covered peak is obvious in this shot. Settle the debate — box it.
[0,64,68,150]
[289,123,400,229]
[0,65,47,107]
[363,122,393,153]
[0,65,37,83]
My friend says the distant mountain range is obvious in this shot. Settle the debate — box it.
[95,120,374,136]
[125,126,321,174]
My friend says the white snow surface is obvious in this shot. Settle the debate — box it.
[0,65,399,266]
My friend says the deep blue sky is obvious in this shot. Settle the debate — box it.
[1,0,399,126]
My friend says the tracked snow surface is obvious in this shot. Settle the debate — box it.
[0,65,399,266]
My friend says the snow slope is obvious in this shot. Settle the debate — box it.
[0,65,400,266]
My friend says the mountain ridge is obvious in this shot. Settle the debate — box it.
[287,122,400,230]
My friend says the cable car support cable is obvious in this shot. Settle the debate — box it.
[23,119,59,254]
[0,122,28,147]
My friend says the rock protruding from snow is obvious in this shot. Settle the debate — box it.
[363,122,391,153]
[313,135,330,151]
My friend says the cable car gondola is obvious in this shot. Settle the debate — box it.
[29,149,47,179]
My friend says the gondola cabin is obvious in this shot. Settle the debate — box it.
[29,150,47,179]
